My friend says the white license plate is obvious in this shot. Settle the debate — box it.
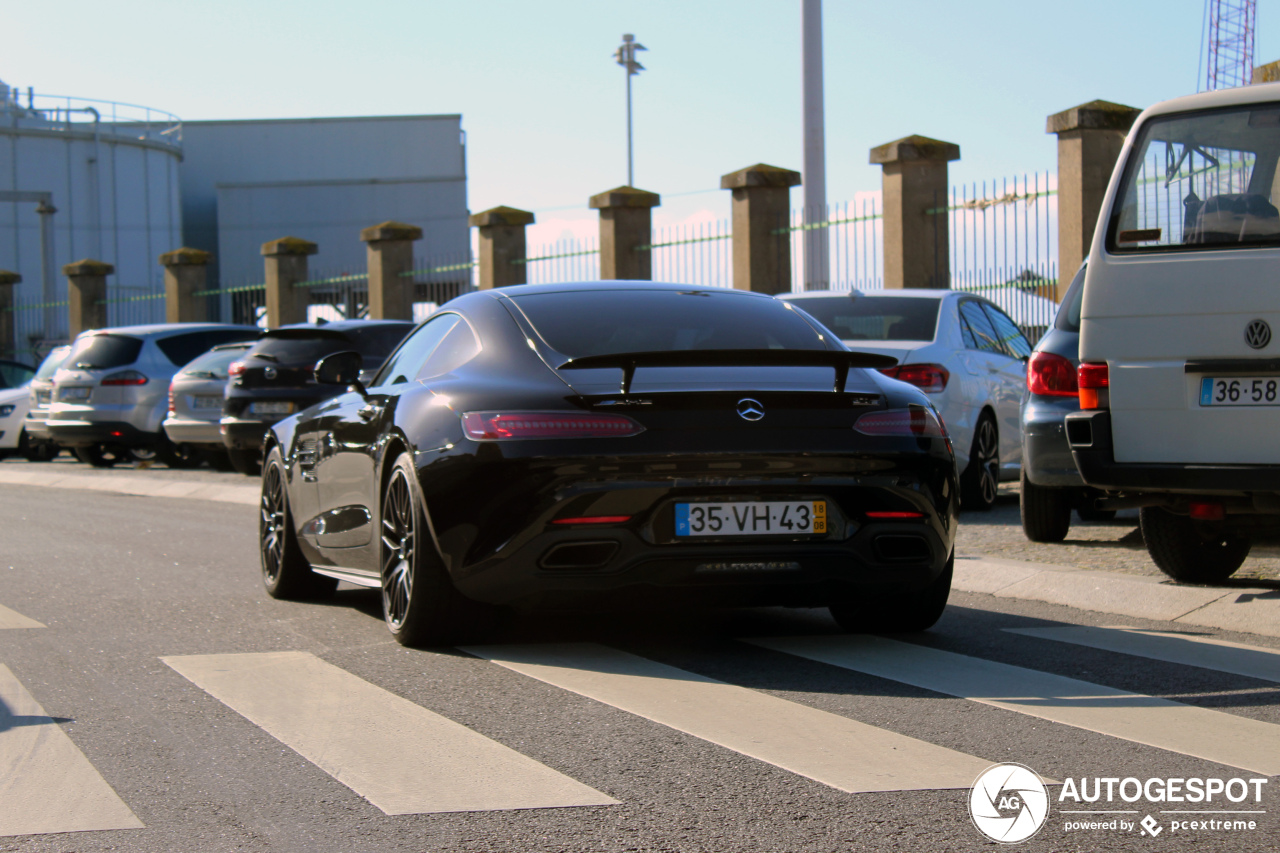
[191,395,223,410]
[1199,376,1280,406]
[60,387,91,401]
[249,401,295,415]
[675,501,827,537]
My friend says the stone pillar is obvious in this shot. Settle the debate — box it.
[469,207,534,290]
[720,163,802,294]
[159,247,212,324]
[1047,100,1141,301]
[361,221,422,319]
[261,237,317,327]
[1253,60,1280,83]
[0,271,19,358]
[589,186,661,280]
[63,259,112,337]
[870,136,960,290]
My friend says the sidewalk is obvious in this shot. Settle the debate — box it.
[0,465,258,506]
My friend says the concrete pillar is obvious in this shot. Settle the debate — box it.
[469,207,534,290]
[261,237,317,327]
[589,186,661,280]
[1253,60,1280,83]
[1047,100,1141,301]
[63,259,112,337]
[361,221,422,319]
[869,136,960,290]
[720,163,802,294]
[0,270,19,358]
[159,247,212,324]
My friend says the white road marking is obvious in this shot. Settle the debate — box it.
[162,651,617,815]
[464,642,992,793]
[0,604,43,630]
[0,664,142,837]
[1005,625,1280,684]
[747,634,1280,776]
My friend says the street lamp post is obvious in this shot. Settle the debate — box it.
[614,33,647,186]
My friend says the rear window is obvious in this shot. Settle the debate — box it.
[510,290,827,358]
[178,344,252,380]
[790,295,939,342]
[155,329,260,366]
[339,324,415,360]
[248,324,414,366]
[0,360,34,389]
[34,347,71,380]
[249,335,351,364]
[66,334,143,370]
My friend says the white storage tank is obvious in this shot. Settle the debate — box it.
[0,81,182,360]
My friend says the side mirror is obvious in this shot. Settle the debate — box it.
[315,351,363,386]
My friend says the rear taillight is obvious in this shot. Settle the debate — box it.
[228,361,246,377]
[100,370,148,386]
[879,363,949,393]
[461,411,645,440]
[854,408,947,438]
[167,382,176,415]
[1077,362,1110,409]
[1027,351,1078,397]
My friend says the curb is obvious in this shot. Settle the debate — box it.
[0,468,259,507]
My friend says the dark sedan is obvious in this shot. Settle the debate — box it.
[260,283,960,646]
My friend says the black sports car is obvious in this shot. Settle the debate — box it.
[260,283,960,646]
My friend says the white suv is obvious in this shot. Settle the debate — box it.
[1067,82,1280,581]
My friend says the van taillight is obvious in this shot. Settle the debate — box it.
[879,363,949,393]
[1027,352,1078,397]
[1077,362,1110,409]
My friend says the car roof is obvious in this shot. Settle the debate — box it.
[1140,81,1280,119]
[78,323,259,339]
[484,281,779,300]
[778,289,952,302]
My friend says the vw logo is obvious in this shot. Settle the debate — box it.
[264,366,278,380]
[736,398,765,421]
[1245,319,1272,350]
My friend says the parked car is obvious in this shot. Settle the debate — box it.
[1066,83,1280,582]
[48,323,261,468]
[260,283,958,647]
[221,320,415,474]
[779,289,1032,510]
[163,341,256,470]
[0,359,36,460]
[1019,266,1115,541]
[22,345,72,461]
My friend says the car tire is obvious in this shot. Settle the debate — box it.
[260,447,337,600]
[18,430,59,462]
[828,552,953,633]
[155,438,202,470]
[75,444,122,468]
[205,450,237,472]
[227,448,261,476]
[961,413,999,511]
[1020,469,1071,543]
[1139,506,1250,583]
[380,452,492,647]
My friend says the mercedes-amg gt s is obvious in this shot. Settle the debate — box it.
[259,283,959,646]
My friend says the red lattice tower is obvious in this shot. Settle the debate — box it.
[1206,0,1258,90]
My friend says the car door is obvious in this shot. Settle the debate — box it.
[956,299,1019,461]
[312,314,463,573]
[977,301,1033,473]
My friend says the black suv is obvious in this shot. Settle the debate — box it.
[221,320,414,473]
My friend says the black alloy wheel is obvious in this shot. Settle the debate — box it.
[1139,506,1251,583]
[1020,469,1071,543]
[961,414,1000,511]
[74,444,125,468]
[829,552,954,633]
[260,448,336,600]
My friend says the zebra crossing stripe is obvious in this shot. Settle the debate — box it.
[0,604,43,630]
[0,664,142,837]
[1005,626,1280,684]
[161,651,617,814]
[746,634,1280,776]
[463,642,992,793]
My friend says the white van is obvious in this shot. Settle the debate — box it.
[1067,83,1280,582]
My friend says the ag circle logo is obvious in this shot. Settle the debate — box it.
[969,763,1050,844]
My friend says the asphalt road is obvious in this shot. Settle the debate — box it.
[1,482,1279,852]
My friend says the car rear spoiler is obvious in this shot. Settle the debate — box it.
[557,349,898,394]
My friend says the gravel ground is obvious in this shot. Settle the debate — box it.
[959,482,1280,582]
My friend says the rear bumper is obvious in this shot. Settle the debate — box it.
[220,416,275,450]
[45,419,156,448]
[163,416,223,447]
[1022,395,1085,488]
[1067,409,1280,494]
[24,409,52,441]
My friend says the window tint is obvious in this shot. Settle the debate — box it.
[792,296,939,342]
[249,335,349,364]
[0,360,34,389]
[373,315,459,387]
[512,290,826,358]
[67,334,143,370]
[156,329,259,366]
[958,301,1004,354]
[1055,265,1087,333]
[34,347,71,380]
[178,344,252,380]
[419,319,480,378]
[341,323,415,360]
[981,303,1032,358]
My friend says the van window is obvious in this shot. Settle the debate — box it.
[1109,103,1280,252]
[1055,266,1087,333]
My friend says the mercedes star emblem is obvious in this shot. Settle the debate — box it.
[737,398,765,421]
[1245,319,1272,350]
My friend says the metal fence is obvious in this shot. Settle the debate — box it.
[519,237,600,284]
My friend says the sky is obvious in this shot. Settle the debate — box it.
[3,0,1268,245]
